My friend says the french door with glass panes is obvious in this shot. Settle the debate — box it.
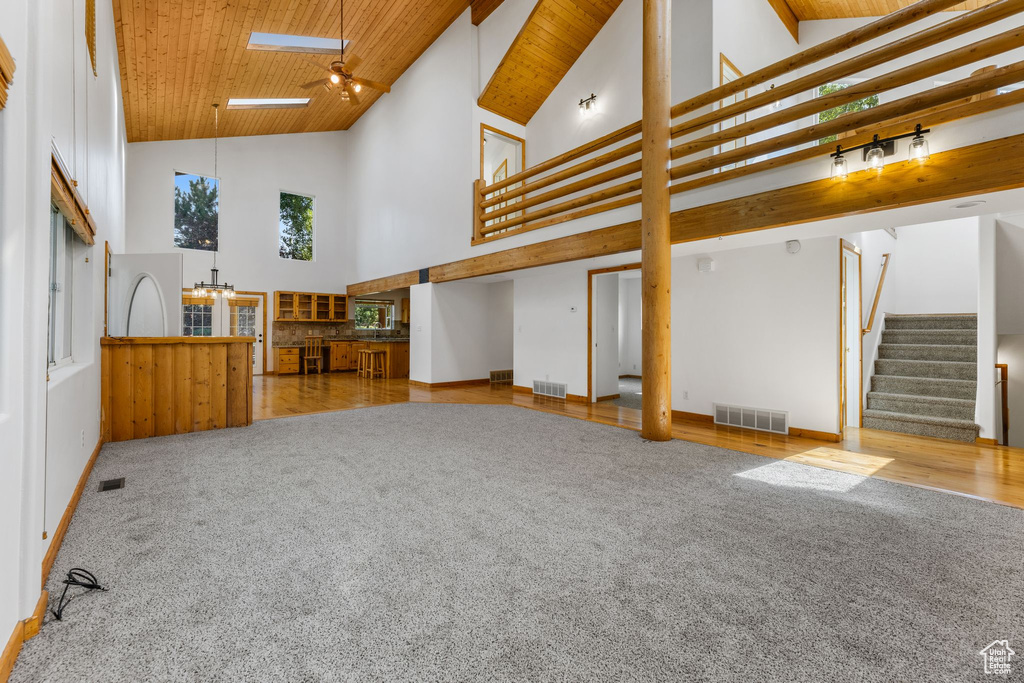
[182,292,265,374]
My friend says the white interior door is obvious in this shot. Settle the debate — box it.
[593,273,620,401]
[842,247,862,429]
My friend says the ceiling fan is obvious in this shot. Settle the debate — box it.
[297,1,390,105]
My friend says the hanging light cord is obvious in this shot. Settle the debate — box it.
[51,568,108,621]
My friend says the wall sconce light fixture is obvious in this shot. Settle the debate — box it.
[579,93,597,118]
[829,124,930,180]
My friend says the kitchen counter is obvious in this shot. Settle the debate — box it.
[273,338,410,348]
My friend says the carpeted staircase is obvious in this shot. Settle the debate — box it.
[863,314,981,443]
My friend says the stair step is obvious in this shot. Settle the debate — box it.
[877,343,976,362]
[875,358,977,380]
[866,392,976,421]
[881,329,976,346]
[863,409,980,443]
[884,314,977,330]
[871,375,978,400]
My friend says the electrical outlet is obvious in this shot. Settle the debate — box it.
[80,429,85,447]
[683,391,689,400]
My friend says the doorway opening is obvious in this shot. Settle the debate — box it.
[182,288,267,375]
[588,264,642,406]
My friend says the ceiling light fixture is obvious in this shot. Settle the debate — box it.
[193,105,235,301]
[828,124,930,180]
[579,93,597,118]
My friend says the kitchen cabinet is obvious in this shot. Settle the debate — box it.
[329,342,349,371]
[401,298,410,324]
[277,348,300,374]
[275,291,347,322]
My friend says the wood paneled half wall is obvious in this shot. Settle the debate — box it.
[101,337,254,442]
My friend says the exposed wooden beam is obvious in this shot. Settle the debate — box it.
[347,270,421,297]
[641,0,672,441]
[471,0,506,25]
[767,0,800,42]
[426,133,1024,282]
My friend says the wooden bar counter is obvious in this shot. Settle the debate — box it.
[101,336,255,442]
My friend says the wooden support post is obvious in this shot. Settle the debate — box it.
[641,0,672,441]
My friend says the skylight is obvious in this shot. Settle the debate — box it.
[226,98,310,110]
[246,32,348,55]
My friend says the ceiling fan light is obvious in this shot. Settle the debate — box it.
[353,83,361,93]
[330,73,341,84]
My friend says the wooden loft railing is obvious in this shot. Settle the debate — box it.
[473,0,1024,244]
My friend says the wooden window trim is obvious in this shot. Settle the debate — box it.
[86,0,97,77]
[0,33,14,110]
[51,154,97,244]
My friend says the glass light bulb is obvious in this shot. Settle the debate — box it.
[909,135,929,163]
[330,73,340,84]
[353,83,361,93]
[830,155,848,181]
[192,288,200,297]
[866,146,885,172]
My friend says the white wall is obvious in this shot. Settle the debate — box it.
[125,132,347,367]
[618,275,642,376]
[410,279,513,384]
[996,216,1024,335]
[0,0,127,639]
[672,237,840,433]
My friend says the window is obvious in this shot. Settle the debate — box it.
[174,171,219,251]
[717,54,746,172]
[354,300,394,330]
[817,83,879,145]
[279,191,314,261]
[48,205,75,365]
[182,303,213,336]
[230,304,257,337]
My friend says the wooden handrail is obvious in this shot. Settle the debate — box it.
[478,0,967,197]
[670,0,1024,142]
[863,254,891,335]
[476,0,1024,240]
[997,363,1009,446]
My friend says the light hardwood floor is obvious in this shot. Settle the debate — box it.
[253,373,1024,509]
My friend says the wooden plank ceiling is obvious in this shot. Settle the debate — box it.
[785,0,995,20]
[112,0,485,142]
[478,0,624,125]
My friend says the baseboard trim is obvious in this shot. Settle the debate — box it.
[408,378,489,388]
[597,394,620,401]
[512,385,587,403]
[22,591,48,641]
[976,436,998,446]
[671,410,714,424]
[42,436,103,589]
[1,621,24,683]
[789,427,843,443]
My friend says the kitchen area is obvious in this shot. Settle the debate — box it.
[272,288,411,378]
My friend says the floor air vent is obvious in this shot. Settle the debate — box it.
[98,477,125,492]
[534,380,567,399]
[490,369,513,383]
[713,403,788,435]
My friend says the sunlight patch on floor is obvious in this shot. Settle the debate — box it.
[734,459,868,493]
[785,447,895,477]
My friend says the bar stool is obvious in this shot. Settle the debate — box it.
[358,349,387,379]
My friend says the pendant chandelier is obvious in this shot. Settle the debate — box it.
[192,103,235,300]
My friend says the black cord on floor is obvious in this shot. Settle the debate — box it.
[51,568,108,621]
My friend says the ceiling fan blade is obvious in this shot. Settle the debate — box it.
[350,76,390,94]
[300,78,330,89]
[299,55,333,74]
[343,54,362,72]
[343,83,362,106]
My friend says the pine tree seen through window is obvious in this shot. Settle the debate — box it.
[818,83,879,145]
[280,192,314,261]
[174,172,219,251]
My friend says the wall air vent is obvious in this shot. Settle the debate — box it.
[490,369,513,383]
[713,403,788,435]
[533,380,567,399]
